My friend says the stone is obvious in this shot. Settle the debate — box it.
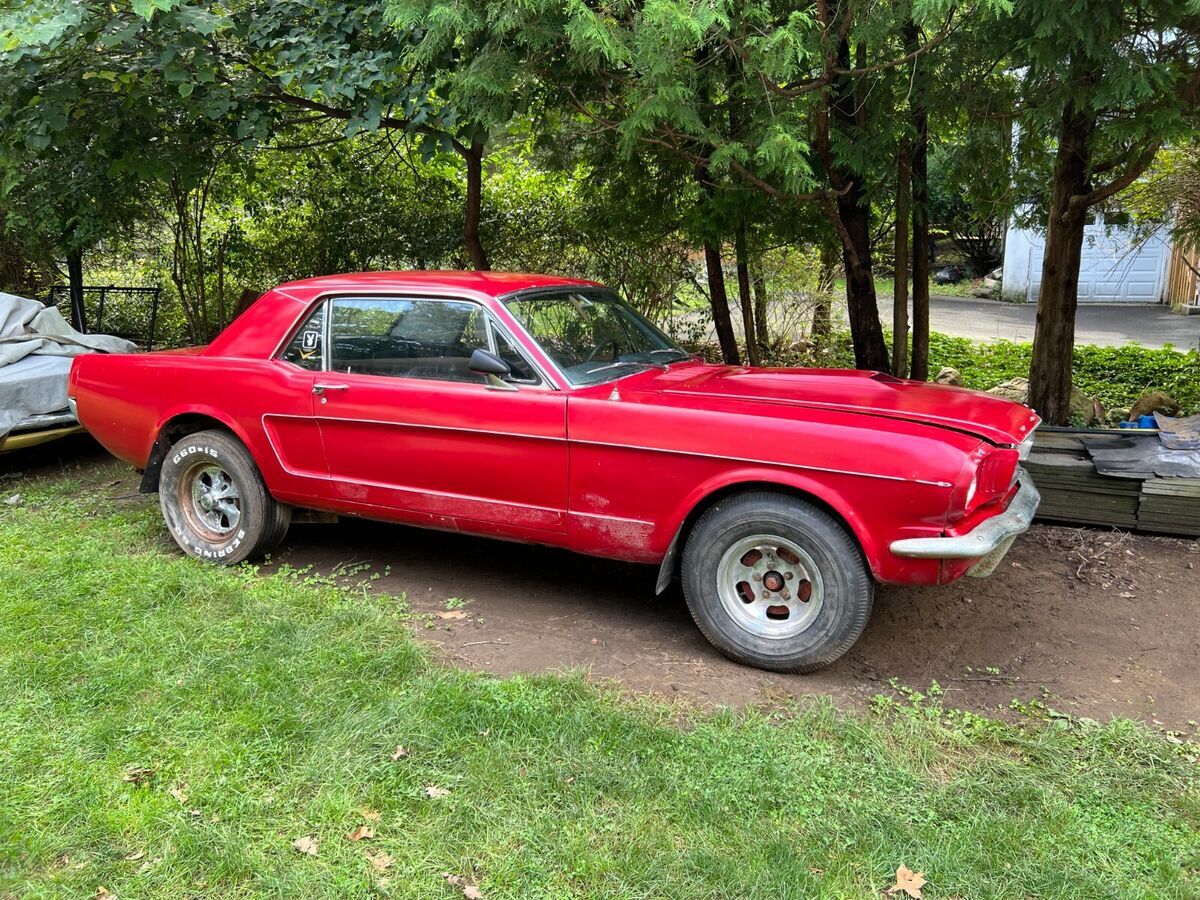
[987,377,1029,404]
[934,366,964,387]
[1128,391,1180,420]
[986,377,1102,424]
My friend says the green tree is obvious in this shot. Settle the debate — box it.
[1005,1,1200,423]
[0,3,172,322]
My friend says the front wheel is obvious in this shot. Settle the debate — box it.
[158,429,290,564]
[681,492,873,673]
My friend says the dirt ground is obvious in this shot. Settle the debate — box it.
[10,437,1200,733]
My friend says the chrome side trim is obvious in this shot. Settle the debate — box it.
[266,412,950,488]
[570,438,954,487]
[890,470,1040,559]
[571,510,655,526]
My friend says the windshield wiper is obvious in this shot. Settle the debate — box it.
[584,360,656,377]
[647,349,692,361]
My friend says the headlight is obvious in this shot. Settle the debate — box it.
[1016,430,1036,461]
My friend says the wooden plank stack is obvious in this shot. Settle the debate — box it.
[1026,427,1200,536]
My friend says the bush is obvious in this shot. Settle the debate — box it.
[753,331,1200,416]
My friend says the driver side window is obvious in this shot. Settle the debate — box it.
[329,297,489,383]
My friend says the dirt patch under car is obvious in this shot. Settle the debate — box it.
[278,514,1200,732]
[12,438,1200,733]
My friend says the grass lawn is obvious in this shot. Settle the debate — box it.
[2,465,1198,898]
[832,277,990,301]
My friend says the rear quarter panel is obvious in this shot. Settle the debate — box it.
[70,352,322,503]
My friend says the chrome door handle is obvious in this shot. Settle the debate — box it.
[313,383,349,395]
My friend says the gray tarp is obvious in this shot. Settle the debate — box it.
[1156,412,1200,451]
[0,292,137,440]
[1083,433,1200,479]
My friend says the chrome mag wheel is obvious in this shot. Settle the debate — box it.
[716,533,824,638]
[180,462,242,539]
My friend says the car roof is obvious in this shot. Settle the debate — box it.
[273,271,600,298]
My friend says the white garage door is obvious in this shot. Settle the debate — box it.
[1026,221,1169,304]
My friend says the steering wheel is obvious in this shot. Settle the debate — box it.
[583,339,620,365]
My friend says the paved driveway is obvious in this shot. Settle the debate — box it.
[929,296,1200,350]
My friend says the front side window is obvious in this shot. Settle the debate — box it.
[280,304,326,371]
[330,297,489,383]
[503,289,689,385]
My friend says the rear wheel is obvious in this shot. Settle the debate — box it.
[158,429,290,564]
[681,492,873,673]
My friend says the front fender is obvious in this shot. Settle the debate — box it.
[653,465,884,592]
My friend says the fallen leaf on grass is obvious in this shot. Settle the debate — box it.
[886,864,927,899]
[346,825,375,842]
[367,850,394,872]
[292,835,319,857]
[122,850,145,862]
[423,785,450,799]
[96,887,113,899]
[443,873,483,898]
[121,766,155,785]
[391,745,409,760]
[360,807,381,821]
[436,610,468,620]
[168,782,189,804]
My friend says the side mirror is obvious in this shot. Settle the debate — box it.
[469,348,517,391]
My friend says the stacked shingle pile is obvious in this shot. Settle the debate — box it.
[1137,478,1200,535]
[1025,427,1200,536]
[1025,430,1142,529]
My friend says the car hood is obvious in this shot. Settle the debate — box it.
[641,364,1039,445]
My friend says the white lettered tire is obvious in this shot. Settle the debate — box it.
[158,429,290,565]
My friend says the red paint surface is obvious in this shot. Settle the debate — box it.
[70,271,1039,585]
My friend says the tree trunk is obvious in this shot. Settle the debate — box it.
[831,37,889,371]
[704,241,741,365]
[811,242,837,339]
[905,19,930,381]
[66,246,85,332]
[734,225,761,366]
[752,261,770,347]
[892,141,911,378]
[462,138,490,271]
[1028,100,1094,424]
[836,184,890,370]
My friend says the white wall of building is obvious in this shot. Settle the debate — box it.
[1002,212,1172,303]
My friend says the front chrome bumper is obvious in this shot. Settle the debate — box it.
[890,471,1041,561]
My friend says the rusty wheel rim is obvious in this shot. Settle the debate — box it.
[178,462,242,540]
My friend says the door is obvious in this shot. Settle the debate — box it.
[313,295,568,532]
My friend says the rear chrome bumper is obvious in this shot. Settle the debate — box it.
[890,471,1040,561]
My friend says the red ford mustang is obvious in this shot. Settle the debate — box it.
[70,271,1040,672]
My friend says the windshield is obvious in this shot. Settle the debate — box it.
[503,289,690,385]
